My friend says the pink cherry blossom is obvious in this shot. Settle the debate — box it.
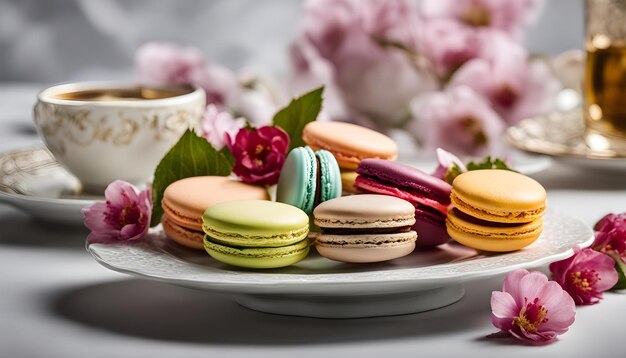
[490,269,576,344]
[201,104,246,150]
[418,19,481,76]
[82,181,152,244]
[135,42,205,86]
[420,0,544,39]
[593,213,626,265]
[409,86,505,156]
[432,148,467,181]
[549,246,618,305]
[290,0,437,127]
[447,31,561,125]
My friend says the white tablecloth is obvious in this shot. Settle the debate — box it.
[0,83,624,358]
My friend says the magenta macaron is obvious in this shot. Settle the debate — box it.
[354,159,452,247]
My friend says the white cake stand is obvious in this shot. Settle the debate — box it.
[88,211,592,318]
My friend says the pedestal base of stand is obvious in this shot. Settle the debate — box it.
[235,285,465,318]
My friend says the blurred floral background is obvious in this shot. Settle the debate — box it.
[0,0,585,156]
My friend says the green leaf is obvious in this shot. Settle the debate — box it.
[273,87,324,151]
[150,130,233,226]
[465,156,517,172]
[444,163,464,185]
[612,255,626,290]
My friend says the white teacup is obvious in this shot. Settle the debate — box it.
[34,82,205,193]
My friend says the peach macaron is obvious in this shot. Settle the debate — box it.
[161,176,269,249]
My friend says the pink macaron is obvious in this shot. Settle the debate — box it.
[355,159,452,247]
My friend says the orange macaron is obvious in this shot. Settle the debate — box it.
[302,121,398,170]
[161,176,270,249]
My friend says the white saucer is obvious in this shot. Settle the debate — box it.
[506,110,626,172]
[0,147,100,225]
[88,211,593,318]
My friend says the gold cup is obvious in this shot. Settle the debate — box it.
[584,0,626,151]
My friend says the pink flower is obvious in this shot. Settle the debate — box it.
[432,148,467,181]
[448,32,561,125]
[82,181,152,244]
[290,0,438,127]
[491,269,576,344]
[226,126,290,186]
[418,19,480,76]
[593,213,626,265]
[409,86,505,156]
[549,246,618,305]
[420,0,544,39]
[135,42,205,86]
[201,104,246,150]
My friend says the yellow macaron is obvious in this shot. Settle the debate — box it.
[450,169,546,224]
[447,170,547,252]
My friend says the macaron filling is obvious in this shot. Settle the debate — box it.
[202,224,309,248]
[355,175,450,214]
[319,225,413,235]
[316,231,417,248]
[356,163,451,205]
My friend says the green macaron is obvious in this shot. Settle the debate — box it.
[204,239,310,269]
[276,146,342,215]
[202,200,310,269]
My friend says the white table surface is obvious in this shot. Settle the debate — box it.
[0,83,624,358]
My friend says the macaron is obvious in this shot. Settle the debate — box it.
[313,194,417,263]
[302,121,398,170]
[203,200,310,269]
[161,176,269,250]
[450,170,546,224]
[340,170,359,194]
[276,146,342,215]
[355,159,452,247]
[447,169,547,252]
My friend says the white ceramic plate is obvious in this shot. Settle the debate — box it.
[506,110,626,173]
[0,147,99,225]
[88,211,593,318]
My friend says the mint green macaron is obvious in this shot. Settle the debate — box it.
[276,146,342,215]
[315,149,342,202]
[202,200,310,268]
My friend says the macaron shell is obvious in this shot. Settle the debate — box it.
[316,231,417,263]
[446,209,543,252]
[313,194,416,229]
[203,200,309,244]
[276,147,317,214]
[161,215,205,250]
[451,170,546,222]
[204,238,310,269]
[315,149,342,202]
[302,121,398,169]
[162,176,269,231]
[340,170,358,194]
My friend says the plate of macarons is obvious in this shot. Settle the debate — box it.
[88,121,592,318]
